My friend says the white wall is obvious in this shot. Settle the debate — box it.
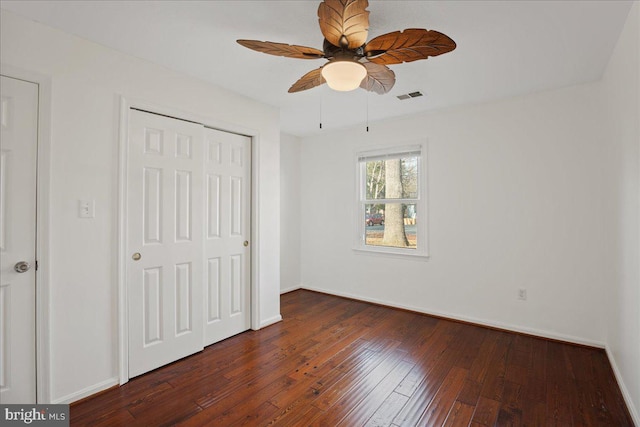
[602,2,640,423]
[1,10,281,403]
[300,82,607,346]
[280,133,302,293]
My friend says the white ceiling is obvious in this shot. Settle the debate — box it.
[1,1,633,136]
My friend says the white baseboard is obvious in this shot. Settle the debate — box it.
[258,314,283,329]
[51,377,119,404]
[605,346,640,425]
[299,285,605,348]
[280,285,301,294]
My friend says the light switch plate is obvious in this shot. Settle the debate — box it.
[79,200,95,218]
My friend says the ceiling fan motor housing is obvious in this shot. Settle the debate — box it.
[323,39,365,61]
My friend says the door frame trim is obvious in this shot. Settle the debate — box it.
[117,96,261,384]
[1,64,53,403]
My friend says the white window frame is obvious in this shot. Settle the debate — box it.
[353,142,429,259]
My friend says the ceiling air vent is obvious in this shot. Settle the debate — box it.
[396,91,424,100]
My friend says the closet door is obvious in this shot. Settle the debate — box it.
[127,109,204,378]
[203,128,251,346]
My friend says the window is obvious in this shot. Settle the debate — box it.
[355,143,428,258]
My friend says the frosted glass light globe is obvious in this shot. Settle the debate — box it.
[321,61,367,92]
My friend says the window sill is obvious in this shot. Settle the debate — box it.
[352,246,430,261]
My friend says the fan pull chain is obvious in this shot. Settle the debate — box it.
[319,93,323,130]
[366,93,369,132]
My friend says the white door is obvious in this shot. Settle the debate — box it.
[127,109,205,378]
[0,75,38,403]
[203,128,251,345]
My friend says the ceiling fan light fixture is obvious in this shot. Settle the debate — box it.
[321,61,367,92]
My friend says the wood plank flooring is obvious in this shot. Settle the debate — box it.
[71,290,634,426]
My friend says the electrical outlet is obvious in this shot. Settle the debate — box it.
[518,288,527,301]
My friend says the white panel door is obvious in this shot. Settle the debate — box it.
[127,109,205,378]
[204,128,251,346]
[0,75,38,403]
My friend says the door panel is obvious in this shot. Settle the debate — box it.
[207,257,221,322]
[127,110,204,378]
[0,75,38,403]
[204,128,251,346]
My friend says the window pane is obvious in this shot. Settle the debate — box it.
[365,160,385,200]
[365,203,417,249]
[365,156,418,200]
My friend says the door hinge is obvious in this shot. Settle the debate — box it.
[35,260,39,271]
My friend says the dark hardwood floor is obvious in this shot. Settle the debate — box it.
[72,290,634,426]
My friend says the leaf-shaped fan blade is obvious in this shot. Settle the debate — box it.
[289,68,327,93]
[318,0,370,49]
[364,29,456,65]
[360,62,395,94]
[237,40,325,59]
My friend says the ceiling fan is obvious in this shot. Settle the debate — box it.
[237,0,456,94]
